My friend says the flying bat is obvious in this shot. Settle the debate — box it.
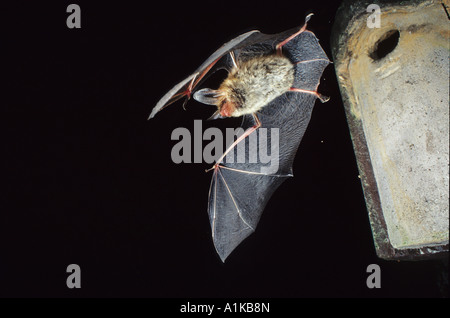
[149,14,330,261]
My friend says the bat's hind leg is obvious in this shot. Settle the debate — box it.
[206,113,261,172]
[278,13,330,102]
[276,13,313,55]
[289,87,329,103]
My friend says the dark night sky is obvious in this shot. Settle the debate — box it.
[1,1,447,298]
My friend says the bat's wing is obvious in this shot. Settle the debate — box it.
[148,30,262,119]
[208,28,330,261]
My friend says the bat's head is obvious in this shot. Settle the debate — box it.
[193,87,238,119]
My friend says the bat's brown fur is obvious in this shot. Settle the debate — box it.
[216,55,295,117]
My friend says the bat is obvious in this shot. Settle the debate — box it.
[149,14,330,261]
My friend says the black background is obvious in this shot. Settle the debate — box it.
[1,0,448,298]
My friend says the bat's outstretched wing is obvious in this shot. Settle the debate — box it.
[208,29,330,261]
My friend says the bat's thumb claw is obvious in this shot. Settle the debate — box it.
[318,93,330,103]
[182,97,189,111]
[205,164,218,173]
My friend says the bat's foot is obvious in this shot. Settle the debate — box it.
[289,87,329,103]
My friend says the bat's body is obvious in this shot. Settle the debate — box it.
[149,14,330,261]
[195,55,295,118]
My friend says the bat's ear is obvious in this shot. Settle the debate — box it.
[193,88,223,106]
[207,110,223,121]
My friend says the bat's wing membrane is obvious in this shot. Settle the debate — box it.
[208,28,330,261]
[287,30,330,91]
[209,165,287,262]
[208,94,318,261]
